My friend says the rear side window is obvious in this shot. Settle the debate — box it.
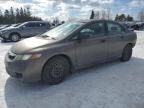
[107,22,124,34]
[80,22,105,39]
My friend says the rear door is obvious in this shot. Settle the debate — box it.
[106,21,127,60]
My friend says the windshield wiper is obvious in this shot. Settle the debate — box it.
[41,35,56,40]
[41,35,49,38]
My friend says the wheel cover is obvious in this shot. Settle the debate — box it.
[12,35,19,41]
[50,63,64,78]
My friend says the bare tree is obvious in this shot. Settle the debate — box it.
[101,10,107,19]
[138,9,144,21]
[95,11,100,20]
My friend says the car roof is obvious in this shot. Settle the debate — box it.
[77,19,125,29]
[26,21,49,23]
[78,19,115,23]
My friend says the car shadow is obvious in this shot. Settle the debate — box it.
[4,57,144,108]
[0,41,14,46]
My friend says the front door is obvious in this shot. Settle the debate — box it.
[75,21,108,68]
[21,22,38,37]
[35,23,48,35]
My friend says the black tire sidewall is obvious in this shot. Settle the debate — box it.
[10,34,20,42]
[42,56,70,84]
[121,45,132,61]
[1,39,6,43]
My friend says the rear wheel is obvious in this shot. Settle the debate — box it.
[121,44,132,62]
[42,56,70,85]
[10,34,20,42]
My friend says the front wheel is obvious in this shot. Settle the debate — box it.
[121,44,132,62]
[1,39,6,43]
[10,34,20,42]
[42,56,70,85]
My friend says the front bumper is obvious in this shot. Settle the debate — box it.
[0,34,4,40]
[0,32,10,40]
[5,53,45,82]
[0,37,3,40]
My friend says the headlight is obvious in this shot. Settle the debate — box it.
[15,54,42,60]
[1,30,8,34]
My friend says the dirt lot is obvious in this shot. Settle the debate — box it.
[0,31,144,108]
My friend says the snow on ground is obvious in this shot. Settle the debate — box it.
[0,31,144,108]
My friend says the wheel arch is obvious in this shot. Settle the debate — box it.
[9,32,21,38]
[42,54,73,75]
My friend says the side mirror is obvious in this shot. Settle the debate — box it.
[72,33,82,42]
[77,32,83,43]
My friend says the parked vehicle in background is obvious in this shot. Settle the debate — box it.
[119,22,144,31]
[119,22,134,31]
[0,23,21,31]
[139,23,144,31]
[131,24,140,30]
[0,25,11,30]
[0,21,51,42]
[5,20,137,84]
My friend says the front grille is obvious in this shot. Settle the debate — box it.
[8,52,16,60]
[15,73,22,78]
[6,67,22,79]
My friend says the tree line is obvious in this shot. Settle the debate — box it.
[0,7,42,24]
[90,10,134,22]
[115,14,133,21]
[90,9,111,20]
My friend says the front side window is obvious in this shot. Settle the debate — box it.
[80,22,105,39]
[107,22,124,34]
[25,23,36,28]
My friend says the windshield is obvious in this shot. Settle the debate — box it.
[40,22,83,40]
[12,23,21,27]
[16,22,28,28]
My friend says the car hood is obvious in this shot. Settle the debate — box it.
[1,26,17,31]
[11,37,57,54]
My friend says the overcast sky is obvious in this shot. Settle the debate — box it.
[0,0,144,21]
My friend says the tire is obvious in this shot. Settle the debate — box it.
[121,44,132,62]
[42,56,70,85]
[10,34,20,42]
[1,39,6,43]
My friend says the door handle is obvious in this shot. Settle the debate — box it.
[101,40,106,43]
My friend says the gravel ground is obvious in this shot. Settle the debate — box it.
[0,31,144,108]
